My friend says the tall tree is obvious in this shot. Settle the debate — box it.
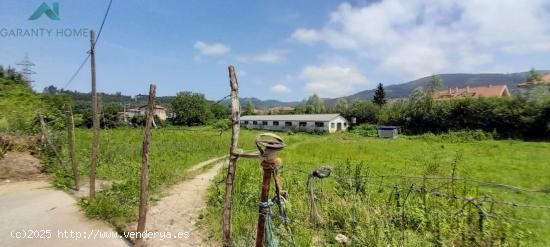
[526,67,543,82]
[243,99,255,115]
[372,83,386,107]
[426,75,444,94]
[170,91,213,125]
[334,97,349,113]
[305,94,326,113]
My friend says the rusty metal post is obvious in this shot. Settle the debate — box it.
[254,134,284,247]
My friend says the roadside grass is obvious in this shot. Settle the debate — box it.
[203,132,550,246]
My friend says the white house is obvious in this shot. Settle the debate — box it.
[119,104,168,121]
[138,104,167,121]
[240,114,348,133]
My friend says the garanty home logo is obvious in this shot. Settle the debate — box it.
[29,2,60,21]
[0,1,88,38]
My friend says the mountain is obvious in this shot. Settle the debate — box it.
[221,97,299,109]
[235,70,548,108]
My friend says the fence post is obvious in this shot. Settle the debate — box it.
[38,112,65,167]
[135,84,156,247]
[223,65,240,246]
[65,104,79,191]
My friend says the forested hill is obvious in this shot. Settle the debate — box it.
[45,70,548,110]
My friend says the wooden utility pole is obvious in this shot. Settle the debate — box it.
[65,104,79,191]
[135,84,156,247]
[90,29,99,198]
[223,65,240,246]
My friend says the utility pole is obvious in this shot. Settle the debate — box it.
[90,29,99,198]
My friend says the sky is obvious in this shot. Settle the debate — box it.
[1,0,550,101]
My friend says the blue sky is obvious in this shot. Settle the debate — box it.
[1,0,550,101]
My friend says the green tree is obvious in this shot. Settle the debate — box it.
[170,91,213,125]
[409,86,425,103]
[426,75,444,94]
[243,99,255,115]
[305,94,326,113]
[209,102,230,119]
[334,97,349,114]
[526,67,543,82]
[372,83,386,107]
[344,99,378,123]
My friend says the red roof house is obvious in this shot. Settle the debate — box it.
[433,84,511,100]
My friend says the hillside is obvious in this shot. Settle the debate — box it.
[339,71,549,104]
[52,71,547,110]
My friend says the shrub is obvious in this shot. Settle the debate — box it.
[411,130,494,143]
[350,124,378,137]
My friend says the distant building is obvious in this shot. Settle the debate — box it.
[433,84,511,100]
[240,114,348,133]
[518,74,550,88]
[119,104,168,121]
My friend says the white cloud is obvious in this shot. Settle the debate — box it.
[300,65,369,97]
[291,28,321,44]
[291,0,550,79]
[270,84,291,93]
[238,50,287,63]
[193,41,230,56]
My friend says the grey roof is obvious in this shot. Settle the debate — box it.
[240,114,344,122]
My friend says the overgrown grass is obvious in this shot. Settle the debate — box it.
[203,132,550,246]
[67,127,314,230]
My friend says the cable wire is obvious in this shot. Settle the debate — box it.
[61,0,113,90]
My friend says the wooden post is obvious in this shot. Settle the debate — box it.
[65,104,79,191]
[222,65,240,246]
[135,84,156,247]
[89,29,99,198]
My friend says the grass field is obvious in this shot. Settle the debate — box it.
[55,127,550,245]
[203,131,550,246]
[59,127,314,231]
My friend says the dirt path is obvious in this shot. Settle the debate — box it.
[0,180,129,247]
[129,156,226,247]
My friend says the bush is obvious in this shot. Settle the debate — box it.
[411,130,494,143]
[350,124,378,137]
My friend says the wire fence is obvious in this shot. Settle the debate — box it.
[231,159,550,246]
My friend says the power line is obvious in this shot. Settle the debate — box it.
[61,54,90,90]
[61,0,113,90]
[93,0,113,49]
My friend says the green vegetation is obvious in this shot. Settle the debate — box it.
[204,131,550,246]
[0,66,41,133]
[61,127,311,230]
[372,83,386,107]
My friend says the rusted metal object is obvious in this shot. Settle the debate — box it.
[254,133,284,247]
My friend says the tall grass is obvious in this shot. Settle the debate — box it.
[63,127,314,230]
[203,132,550,246]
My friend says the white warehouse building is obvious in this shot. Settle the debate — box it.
[240,114,348,133]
